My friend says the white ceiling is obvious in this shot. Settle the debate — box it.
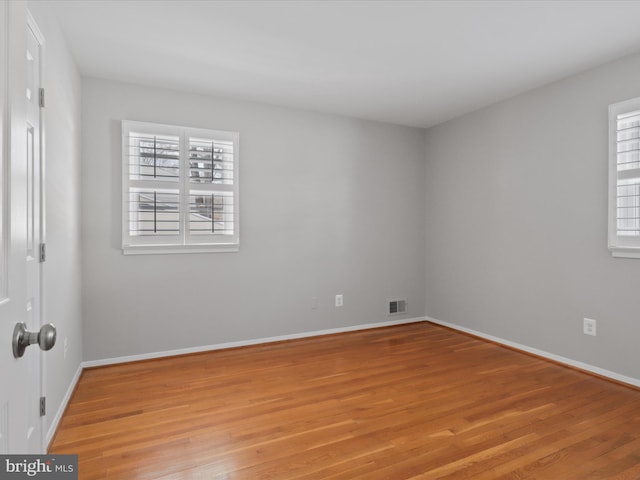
[43,0,640,128]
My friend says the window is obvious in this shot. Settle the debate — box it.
[609,97,640,258]
[122,120,239,254]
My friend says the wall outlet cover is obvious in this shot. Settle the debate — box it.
[583,318,597,336]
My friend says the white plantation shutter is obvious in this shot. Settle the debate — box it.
[187,135,235,238]
[126,130,181,238]
[122,121,239,254]
[609,98,640,258]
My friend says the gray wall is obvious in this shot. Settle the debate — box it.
[81,78,426,361]
[424,52,640,380]
[37,1,640,394]
[28,2,83,442]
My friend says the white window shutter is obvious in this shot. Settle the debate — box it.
[187,133,237,242]
[609,98,640,258]
[122,120,239,254]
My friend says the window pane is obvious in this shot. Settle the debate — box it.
[128,189,180,236]
[188,191,234,235]
[128,133,180,182]
[189,137,234,185]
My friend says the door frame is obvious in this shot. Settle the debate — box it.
[27,10,46,453]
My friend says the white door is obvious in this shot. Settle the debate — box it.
[0,1,45,454]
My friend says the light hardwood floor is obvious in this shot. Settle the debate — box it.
[49,322,640,479]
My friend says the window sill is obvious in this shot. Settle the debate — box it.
[609,247,640,259]
[122,243,239,255]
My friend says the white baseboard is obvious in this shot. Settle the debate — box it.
[82,317,428,369]
[46,364,83,448]
[427,317,640,388]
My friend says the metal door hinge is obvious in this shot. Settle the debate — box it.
[39,88,45,108]
[40,396,46,417]
[39,243,46,263]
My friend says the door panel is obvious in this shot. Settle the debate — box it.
[0,1,8,455]
[0,1,41,454]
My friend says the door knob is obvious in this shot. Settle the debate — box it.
[12,322,57,359]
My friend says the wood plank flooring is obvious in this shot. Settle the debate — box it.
[49,322,640,479]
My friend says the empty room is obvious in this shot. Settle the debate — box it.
[1,0,640,478]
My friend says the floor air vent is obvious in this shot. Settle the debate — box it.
[388,299,407,316]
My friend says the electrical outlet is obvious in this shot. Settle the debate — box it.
[64,337,68,359]
[311,297,318,310]
[583,318,597,336]
[335,294,343,307]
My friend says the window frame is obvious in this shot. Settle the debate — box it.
[122,120,239,255]
[609,97,640,258]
